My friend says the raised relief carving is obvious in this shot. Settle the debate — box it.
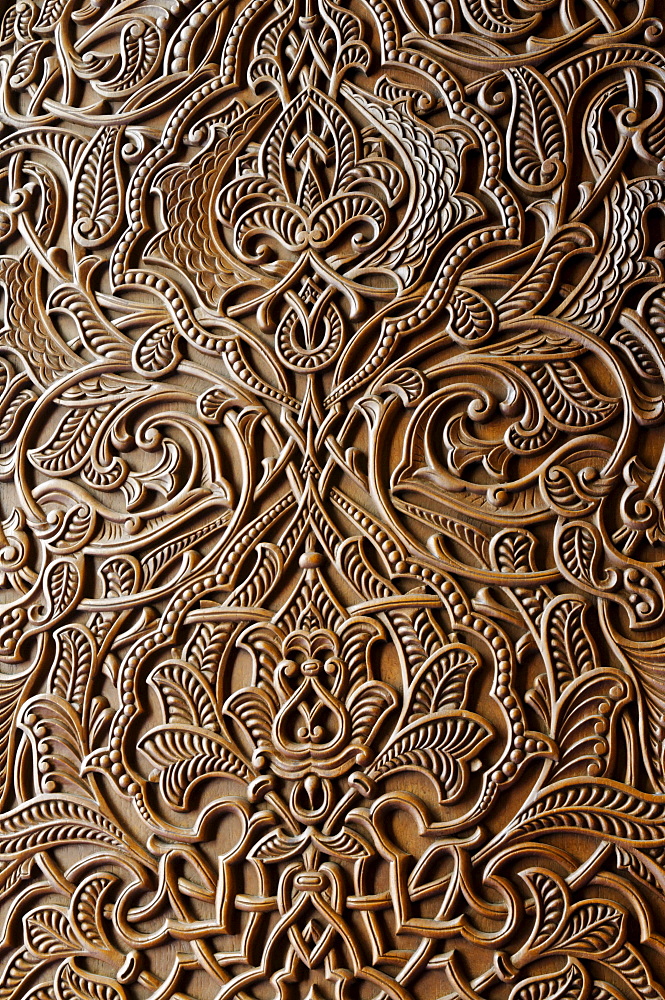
[0,2,665,999]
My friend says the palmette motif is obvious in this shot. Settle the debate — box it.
[1,1,665,998]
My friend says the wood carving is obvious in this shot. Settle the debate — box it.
[0,1,665,998]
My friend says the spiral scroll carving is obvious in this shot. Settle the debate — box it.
[1,1,665,999]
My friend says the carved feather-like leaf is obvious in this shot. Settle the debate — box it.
[615,845,665,892]
[557,524,599,587]
[370,712,493,803]
[0,6,17,44]
[560,178,661,336]
[73,127,123,246]
[407,645,480,717]
[25,907,78,959]
[92,18,162,96]
[0,795,127,859]
[0,858,34,903]
[183,621,234,677]
[48,285,131,364]
[502,778,665,847]
[0,671,35,808]
[48,626,95,713]
[498,226,594,321]
[41,560,82,624]
[559,901,625,956]
[29,406,111,475]
[375,367,426,405]
[249,828,308,863]
[9,41,45,89]
[54,960,126,1000]
[132,322,182,377]
[69,874,117,953]
[522,360,617,429]
[20,695,91,795]
[521,870,567,954]
[619,642,665,790]
[542,596,599,692]
[224,687,276,750]
[198,385,247,423]
[505,67,565,190]
[99,556,140,599]
[612,329,662,380]
[313,828,371,860]
[347,682,397,745]
[0,948,45,1000]
[519,867,623,961]
[34,0,69,30]
[490,528,538,574]
[350,94,469,284]
[148,661,219,731]
[551,671,632,782]
[446,287,497,345]
[339,618,383,689]
[138,725,250,809]
[509,960,588,1000]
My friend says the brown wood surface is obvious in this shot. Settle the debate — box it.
[0,1,664,998]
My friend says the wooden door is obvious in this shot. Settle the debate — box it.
[0,2,664,998]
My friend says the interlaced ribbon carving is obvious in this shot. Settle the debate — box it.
[1,2,665,999]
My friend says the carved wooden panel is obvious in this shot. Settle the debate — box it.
[1,1,665,999]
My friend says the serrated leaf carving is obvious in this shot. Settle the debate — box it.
[505,67,566,190]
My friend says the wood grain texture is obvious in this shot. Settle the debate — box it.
[0,1,664,998]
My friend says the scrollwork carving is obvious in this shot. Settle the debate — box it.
[0,2,665,999]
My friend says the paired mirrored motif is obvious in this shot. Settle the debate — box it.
[0,1,665,998]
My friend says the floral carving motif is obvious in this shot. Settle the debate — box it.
[1,2,665,1000]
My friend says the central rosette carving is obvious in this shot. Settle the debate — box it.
[217,88,406,267]
[128,31,481,388]
[227,618,395,783]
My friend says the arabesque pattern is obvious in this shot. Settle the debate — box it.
[1,2,665,999]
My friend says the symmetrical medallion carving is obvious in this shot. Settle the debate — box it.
[1,2,665,999]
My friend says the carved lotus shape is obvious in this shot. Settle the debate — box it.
[217,88,405,265]
[224,618,397,779]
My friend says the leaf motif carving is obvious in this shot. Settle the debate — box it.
[551,670,632,782]
[369,712,494,803]
[69,874,117,954]
[48,626,96,713]
[509,960,589,1000]
[54,960,126,1000]
[612,328,662,381]
[557,524,601,587]
[505,67,566,190]
[559,901,625,956]
[73,127,123,247]
[29,407,112,476]
[521,360,618,429]
[502,779,665,848]
[406,644,481,718]
[0,671,37,809]
[0,796,127,859]
[148,660,220,731]
[138,725,250,809]
[446,287,497,345]
[541,596,599,693]
[24,908,78,959]
[490,528,539,574]
[9,40,45,89]
[132,323,182,378]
